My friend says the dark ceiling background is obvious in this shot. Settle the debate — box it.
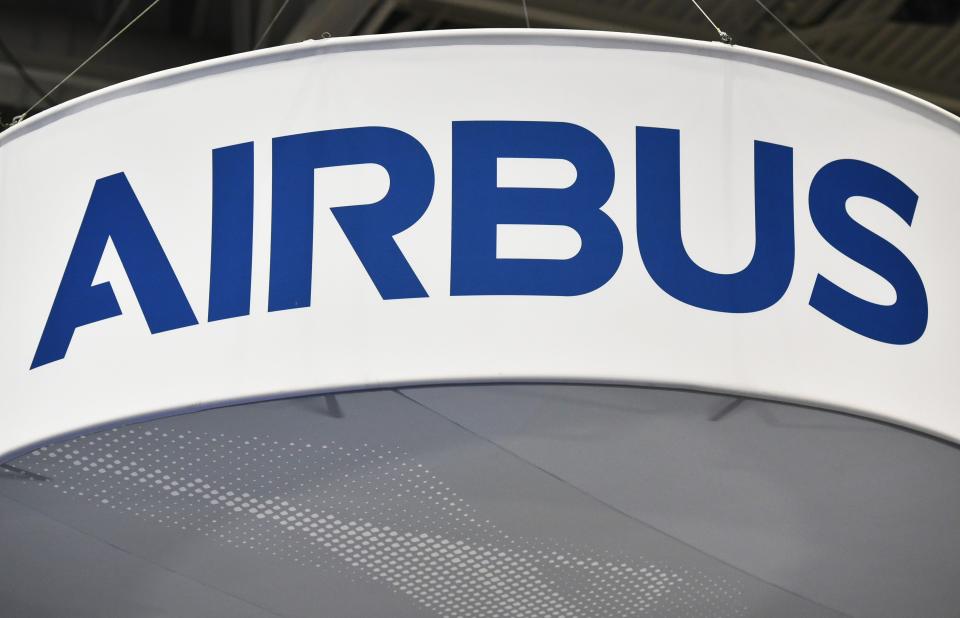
[1,0,959,128]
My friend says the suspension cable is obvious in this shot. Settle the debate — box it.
[0,35,57,106]
[254,0,292,50]
[690,0,734,44]
[751,0,828,65]
[12,0,162,125]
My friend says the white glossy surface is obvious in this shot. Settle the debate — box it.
[0,30,958,458]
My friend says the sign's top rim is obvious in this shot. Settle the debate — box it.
[1,28,958,148]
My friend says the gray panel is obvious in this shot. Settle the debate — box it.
[2,385,957,617]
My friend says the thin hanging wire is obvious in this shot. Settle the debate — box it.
[0,35,57,105]
[521,0,531,28]
[689,0,733,44]
[751,0,828,65]
[12,0,162,124]
[91,0,133,50]
[254,0,292,50]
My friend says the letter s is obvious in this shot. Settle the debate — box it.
[808,159,927,344]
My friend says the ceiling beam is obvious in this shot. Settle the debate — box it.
[0,62,110,110]
[282,0,382,42]
[402,0,713,38]
[0,7,224,112]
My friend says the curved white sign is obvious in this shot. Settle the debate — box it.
[1,29,958,459]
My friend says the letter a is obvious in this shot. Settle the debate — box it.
[32,173,197,368]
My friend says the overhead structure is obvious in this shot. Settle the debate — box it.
[1,0,960,124]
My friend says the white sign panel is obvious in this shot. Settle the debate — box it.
[1,30,958,459]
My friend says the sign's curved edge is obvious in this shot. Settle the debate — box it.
[4,376,958,465]
[2,28,958,151]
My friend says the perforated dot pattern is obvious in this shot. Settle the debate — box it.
[17,425,748,617]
